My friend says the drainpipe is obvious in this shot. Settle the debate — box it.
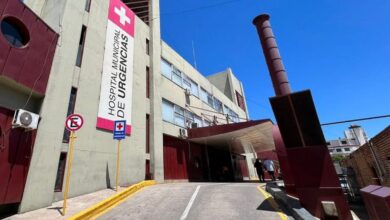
[252,14,291,96]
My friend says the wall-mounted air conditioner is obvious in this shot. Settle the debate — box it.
[179,128,188,138]
[12,109,40,130]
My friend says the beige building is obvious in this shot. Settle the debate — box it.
[0,0,273,214]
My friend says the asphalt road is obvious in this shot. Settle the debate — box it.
[98,182,291,220]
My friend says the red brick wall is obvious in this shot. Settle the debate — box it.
[342,126,390,187]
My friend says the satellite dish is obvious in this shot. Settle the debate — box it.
[20,112,32,126]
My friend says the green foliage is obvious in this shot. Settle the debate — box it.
[331,155,344,162]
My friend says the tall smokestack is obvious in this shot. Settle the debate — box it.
[253,14,291,96]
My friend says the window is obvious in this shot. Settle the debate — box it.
[63,87,78,143]
[223,105,229,115]
[145,159,152,180]
[146,66,150,98]
[1,17,29,47]
[329,149,334,153]
[146,114,150,153]
[200,88,213,107]
[161,59,172,79]
[341,140,347,145]
[229,110,239,123]
[200,88,208,103]
[203,120,211,127]
[160,59,200,96]
[183,76,199,97]
[224,105,239,123]
[172,67,183,86]
[146,39,150,55]
[85,0,92,12]
[174,105,185,127]
[344,148,350,151]
[236,91,246,111]
[194,115,202,128]
[183,77,191,91]
[336,149,342,152]
[213,98,223,113]
[162,100,174,123]
[207,94,214,107]
[190,81,199,97]
[162,99,201,128]
[76,26,87,67]
[184,111,194,127]
[54,152,67,192]
[326,142,330,145]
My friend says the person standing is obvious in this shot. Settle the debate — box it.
[254,159,265,182]
[263,159,276,181]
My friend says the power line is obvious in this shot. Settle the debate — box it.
[245,97,270,110]
[321,114,390,126]
[161,0,243,15]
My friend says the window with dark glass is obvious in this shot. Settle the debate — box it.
[63,87,78,143]
[76,26,87,67]
[146,66,150,98]
[236,91,246,111]
[146,114,150,153]
[54,152,67,192]
[85,0,92,12]
[146,38,150,55]
[1,17,29,48]
[145,159,152,180]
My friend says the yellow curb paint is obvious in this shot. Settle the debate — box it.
[92,187,147,220]
[257,186,288,220]
[68,180,156,220]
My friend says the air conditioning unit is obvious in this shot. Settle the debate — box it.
[184,88,191,96]
[179,128,188,138]
[12,109,40,130]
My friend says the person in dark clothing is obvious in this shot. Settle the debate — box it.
[254,159,265,182]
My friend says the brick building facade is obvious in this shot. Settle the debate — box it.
[341,126,390,188]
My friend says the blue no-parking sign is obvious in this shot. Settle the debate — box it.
[113,120,126,140]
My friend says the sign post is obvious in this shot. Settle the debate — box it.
[113,120,126,191]
[62,114,84,216]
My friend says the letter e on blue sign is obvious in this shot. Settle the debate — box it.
[113,120,126,140]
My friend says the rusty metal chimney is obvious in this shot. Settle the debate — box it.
[253,14,291,96]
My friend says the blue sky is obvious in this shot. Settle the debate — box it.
[159,0,390,140]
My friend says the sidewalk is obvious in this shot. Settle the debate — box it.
[5,187,125,220]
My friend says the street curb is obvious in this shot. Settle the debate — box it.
[266,183,316,220]
[68,180,156,220]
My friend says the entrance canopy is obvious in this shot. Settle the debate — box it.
[188,120,275,154]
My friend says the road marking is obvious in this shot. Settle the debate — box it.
[257,186,288,220]
[180,185,201,220]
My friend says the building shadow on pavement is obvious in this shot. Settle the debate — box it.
[47,206,62,215]
[256,200,278,212]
